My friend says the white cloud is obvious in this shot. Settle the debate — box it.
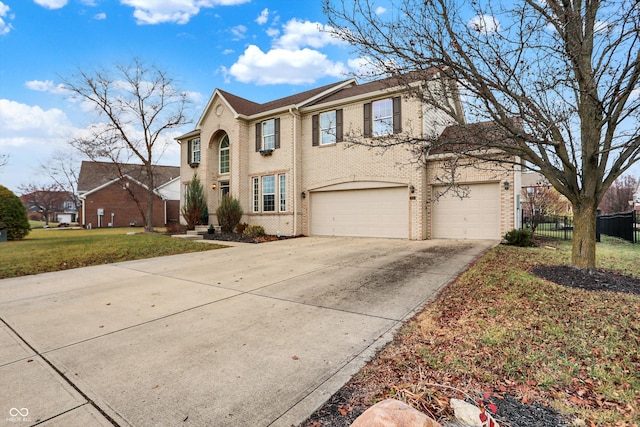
[468,14,501,34]
[228,45,348,85]
[94,12,107,20]
[222,48,234,54]
[0,100,72,146]
[0,1,14,35]
[230,24,247,40]
[266,27,280,38]
[25,80,70,95]
[120,0,250,25]
[375,6,386,15]
[34,0,68,10]
[274,19,345,50]
[256,8,268,25]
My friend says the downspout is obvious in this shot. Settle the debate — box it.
[81,196,85,227]
[289,107,299,236]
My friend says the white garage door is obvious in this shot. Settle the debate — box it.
[310,187,408,238]
[432,183,500,239]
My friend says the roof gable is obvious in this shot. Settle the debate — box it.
[77,161,180,193]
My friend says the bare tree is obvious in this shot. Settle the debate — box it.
[0,153,9,169]
[18,182,67,225]
[62,58,190,232]
[599,175,638,214]
[522,178,571,234]
[39,150,82,215]
[324,0,640,268]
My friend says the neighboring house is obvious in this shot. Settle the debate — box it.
[176,74,520,240]
[520,172,572,219]
[634,179,640,212]
[20,191,78,223]
[77,161,180,228]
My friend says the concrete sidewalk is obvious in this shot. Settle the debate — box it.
[0,237,493,426]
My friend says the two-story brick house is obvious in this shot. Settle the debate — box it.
[177,74,520,239]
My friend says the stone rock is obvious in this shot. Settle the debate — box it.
[350,398,442,427]
[450,399,500,427]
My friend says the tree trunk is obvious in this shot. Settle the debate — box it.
[571,202,598,268]
[145,189,154,233]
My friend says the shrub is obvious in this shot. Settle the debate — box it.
[0,185,31,240]
[181,173,207,230]
[165,221,187,234]
[243,224,265,238]
[235,222,248,234]
[504,228,532,247]
[216,195,243,233]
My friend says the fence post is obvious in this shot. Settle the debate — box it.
[596,210,601,243]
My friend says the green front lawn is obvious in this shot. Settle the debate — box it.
[0,227,225,279]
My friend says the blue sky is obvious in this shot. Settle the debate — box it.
[0,0,376,192]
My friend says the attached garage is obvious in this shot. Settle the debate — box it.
[431,183,501,239]
[309,184,409,238]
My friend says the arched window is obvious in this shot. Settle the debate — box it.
[219,135,230,174]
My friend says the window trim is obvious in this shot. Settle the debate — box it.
[252,177,259,213]
[262,175,276,212]
[363,97,401,138]
[312,109,343,146]
[219,135,230,174]
[188,137,201,165]
[279,174,286,212]
[255,118,281,152]
[251,173,287,213]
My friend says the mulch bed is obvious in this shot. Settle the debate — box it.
[202,232,298,244]
[532,265,640,295]
[301,265,639,427]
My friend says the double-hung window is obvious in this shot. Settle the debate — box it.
[263,120,275,150]
[363,97,402,137]
[255,118,280,152]
[312,109,343,146]
[262,175,275,212]
[279,174,286,212]
[219,136,229,174]
[188,137,201,165]
[251,174,287,213]
[373,99,393,136]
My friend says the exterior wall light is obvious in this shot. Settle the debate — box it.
[211,184,217,189]
[503,181,510,190]
[301,191,306,199]
[409,185,415,193]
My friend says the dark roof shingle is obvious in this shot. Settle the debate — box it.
[77,161,180,193]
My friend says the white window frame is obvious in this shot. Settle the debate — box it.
[319,111,336,145]
[189,137,201,164]
[262,119,275,150]
[219,136,229,174]
[372,99,393,137]
[279,174,286,212]
[262,175,275,212]
[252,177,259,213]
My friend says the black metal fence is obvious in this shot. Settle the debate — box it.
[522,214,574,240]
[522,211,639,243]
[598,211,638,243]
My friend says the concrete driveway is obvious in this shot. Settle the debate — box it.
[0,237,493,426]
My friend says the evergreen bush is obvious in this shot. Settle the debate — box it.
[181,174,207,230]
[216,195,243,233]
[504,228,532,247]
[0,185,31,240]
[243,224,265,238]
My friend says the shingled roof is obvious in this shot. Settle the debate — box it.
[217,79,355,116]
[77,161,180,193]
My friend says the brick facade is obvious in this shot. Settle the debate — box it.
[178,76,519,239]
